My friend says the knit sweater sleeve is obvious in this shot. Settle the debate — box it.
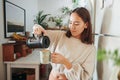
[63,46,96,80]
[46,30,65,52]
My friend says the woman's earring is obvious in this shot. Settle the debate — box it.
[85,26,87,28]
[85,23,88,28]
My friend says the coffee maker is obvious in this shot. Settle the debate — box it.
[26,33,50,49]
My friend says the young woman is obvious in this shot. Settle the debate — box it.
[33,7,96,80]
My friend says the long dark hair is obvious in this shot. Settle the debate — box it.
[66,7,93,44]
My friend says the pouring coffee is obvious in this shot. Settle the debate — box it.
[26,32,51,64]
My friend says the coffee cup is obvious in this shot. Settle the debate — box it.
[40,49,51,64]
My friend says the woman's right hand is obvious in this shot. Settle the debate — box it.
[33,24,46,35]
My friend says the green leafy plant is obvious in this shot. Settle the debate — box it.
[54,16,63,27]
[111,49,120,66]
[97,49,107,61]
[97,48,120,66]
[34,11,50,29]
[48,16,63,28]
[61,7,71,15]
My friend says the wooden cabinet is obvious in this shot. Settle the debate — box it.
[2,43,15,61]
[2,42,32,61]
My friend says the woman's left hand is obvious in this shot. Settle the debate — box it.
[51,53,67,64]
[51,52,72,69]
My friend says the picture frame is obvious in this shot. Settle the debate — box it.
[3,0,26,38]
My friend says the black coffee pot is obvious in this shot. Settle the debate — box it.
[26,33,50,48]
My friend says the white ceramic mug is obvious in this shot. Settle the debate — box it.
[40,49,51,64]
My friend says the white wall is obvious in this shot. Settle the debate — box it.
[38,0,72,15]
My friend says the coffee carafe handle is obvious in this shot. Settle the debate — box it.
[32,32,44,39]
[41,32,44,36]
[32,34,36,38]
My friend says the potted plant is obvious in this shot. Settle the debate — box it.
[48,16,63,29]
[109,49,120,80]
[97,48,120,80]
[61,7,71,16]
[97,49,120,65]
[33,11,50,29]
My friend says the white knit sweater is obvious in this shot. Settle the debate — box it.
[46,30,96,80]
